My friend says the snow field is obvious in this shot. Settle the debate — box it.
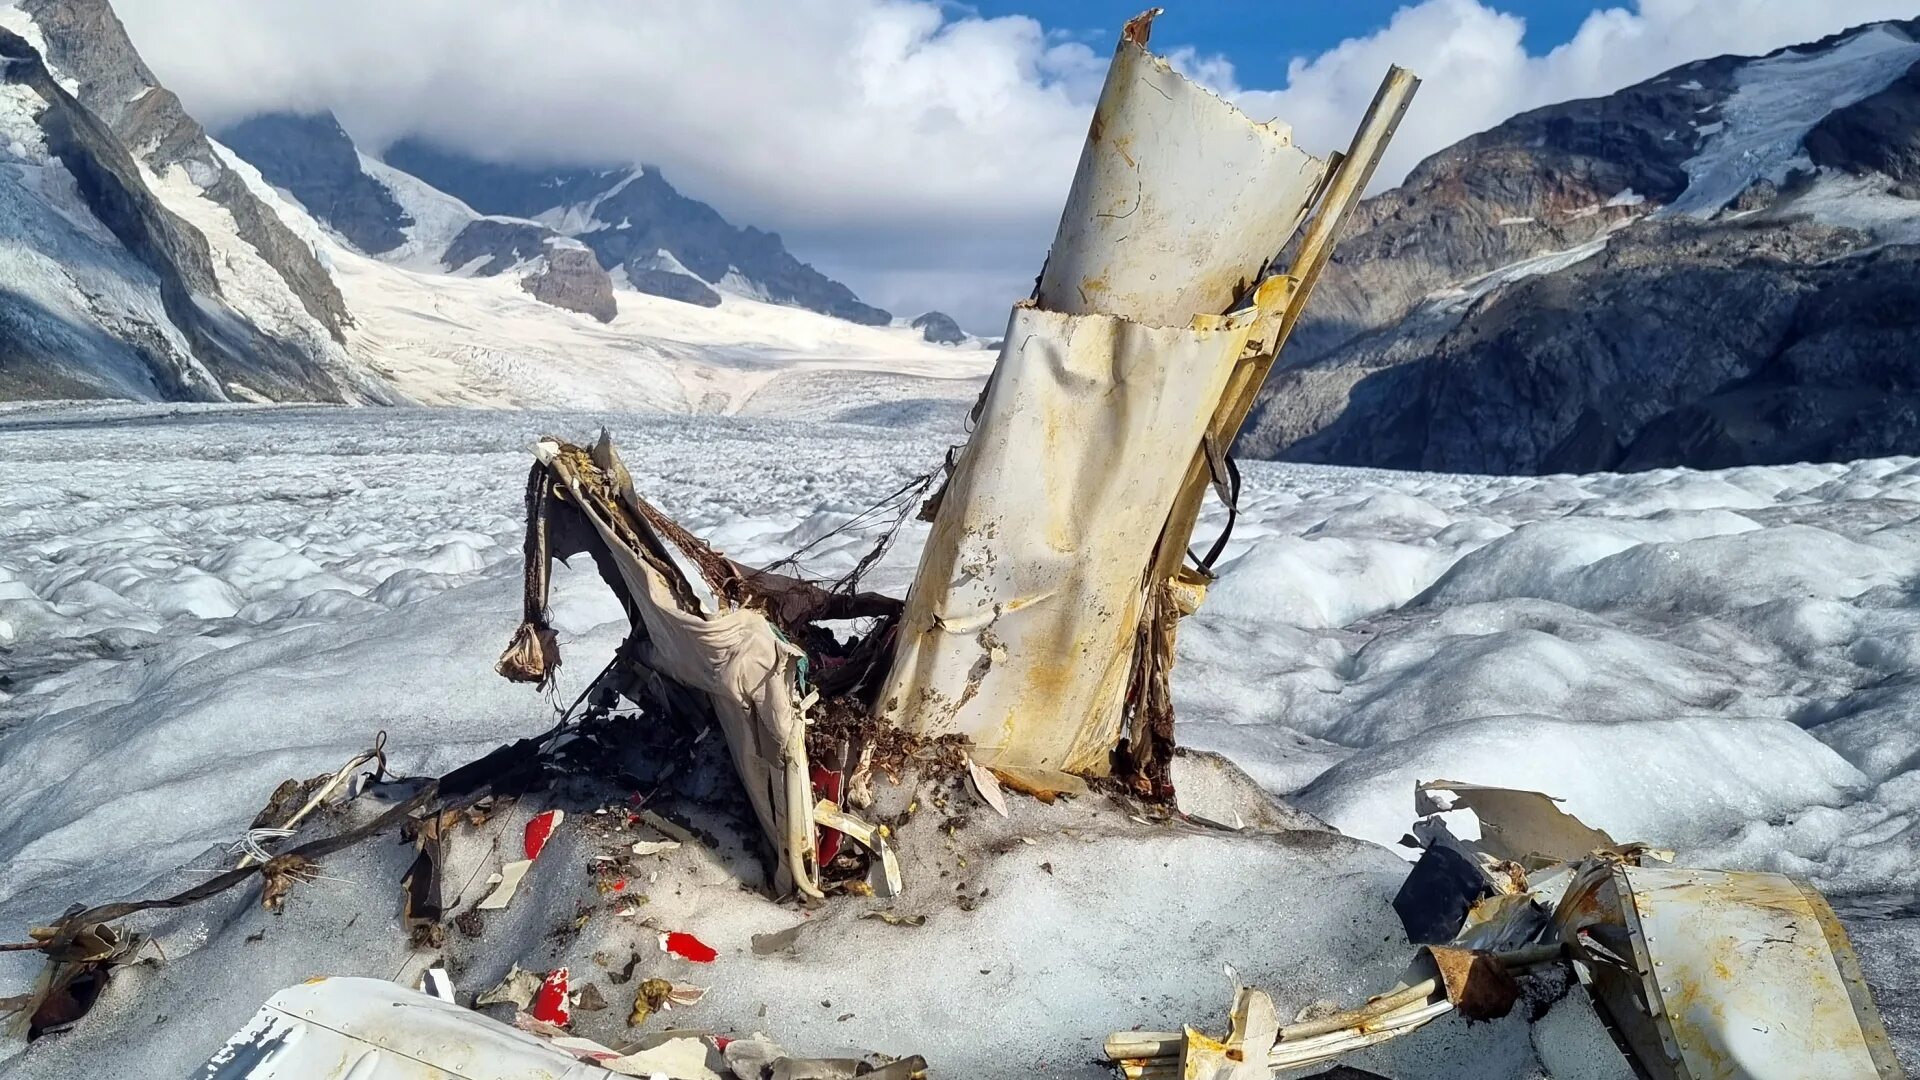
[0,403,1916,1075]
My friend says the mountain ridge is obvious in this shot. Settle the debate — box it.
[1241,17,1920,474]
[382,136,891,325]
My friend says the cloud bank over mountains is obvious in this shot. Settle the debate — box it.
[115,0,1917,329]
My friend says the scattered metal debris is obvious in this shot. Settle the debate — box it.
[475,858,533,911]
[965,757,1009,819]
[416,967,455,1004]
[661,931,719,964]
[475,964,542,1010]
[1117,781,1906,1080]
[750,924,807,957]
[812,801,903,898]
[525,808,566,860]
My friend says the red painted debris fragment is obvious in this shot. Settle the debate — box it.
[524,809,564,861]
[531,967,571,1026]
[712,1036,734,1052]
[612,879,626,892]
[811,764,845,864]
[661,931,718,963]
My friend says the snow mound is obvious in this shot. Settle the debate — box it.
[1294,714,1867,853]
[1,407,1917,1073]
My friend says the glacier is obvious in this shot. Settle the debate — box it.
[0,401,1915,1076]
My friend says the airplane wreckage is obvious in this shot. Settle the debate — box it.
[2,10,1905,1080]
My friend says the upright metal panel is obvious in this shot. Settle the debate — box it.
[876,305,1259,771]
[1036,34,1327,324]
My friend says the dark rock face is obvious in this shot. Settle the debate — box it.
[381,139,628,219]
[21,0,353,344]
[627,269,721,308]
[440,218,622,318]
[522,244,617,323]
[1807,58,1920,191]
[1240,18,1920,475]
[911,311,964,344]
[442,218,557,275]
[1269,221,1920,474]
[1267,56,1739,368]
[383,138,889,324]
[575,169,889,325]
[217,111,412,255]
[0,28,348,402]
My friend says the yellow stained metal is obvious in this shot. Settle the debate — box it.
[877,306,1259,771]
[876,15,1376,776]
[1150,66,1421,590]
[1580,865,1903,1080]
[1036,34,1328,324]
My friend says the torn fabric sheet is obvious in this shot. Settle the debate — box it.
[509,435,824,897]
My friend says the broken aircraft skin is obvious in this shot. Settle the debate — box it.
[195,977,617,1080]
[1122,782,1905,1080]
[491,5,1422,892]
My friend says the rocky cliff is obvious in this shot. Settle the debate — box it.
[1243,19,1920,474]
[21,0,353,343]
[218,110,413,256]
[0,9,378,403]
[383,138,889,324]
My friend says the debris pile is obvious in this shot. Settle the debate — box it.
[1114,781,1904,1080]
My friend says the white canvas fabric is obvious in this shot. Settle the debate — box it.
[539,439,820,897]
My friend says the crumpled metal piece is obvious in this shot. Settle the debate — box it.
[1414,780,1616,867]
[1426,946,1520,1022]
[1179,981,1281,1080]
[475,964,543,1010]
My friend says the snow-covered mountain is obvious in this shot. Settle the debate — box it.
[1242,17,1920,475]
[0,0,386,403]
[225,120,898,327]
[0,0,967,410]
[380,136,892,325]
[219,110,623,324]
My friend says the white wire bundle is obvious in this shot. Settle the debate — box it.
[231,738,387,869]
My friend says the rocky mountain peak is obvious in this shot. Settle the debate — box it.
[910,310,964,344]
[20,0,353,342]
[382,137,890,324]
[1242,17,1920,475]
[218,110,413,255]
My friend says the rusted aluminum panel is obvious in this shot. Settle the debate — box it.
[877,305,1258,772]
[1586,865,1903,1080]
[198,976,615,1078]
[1036,34,1328,324]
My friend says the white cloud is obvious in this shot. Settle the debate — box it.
[109,0,1920,330]
[1227,0,1920,197]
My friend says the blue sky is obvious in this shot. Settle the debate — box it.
[963,1,1607,85]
